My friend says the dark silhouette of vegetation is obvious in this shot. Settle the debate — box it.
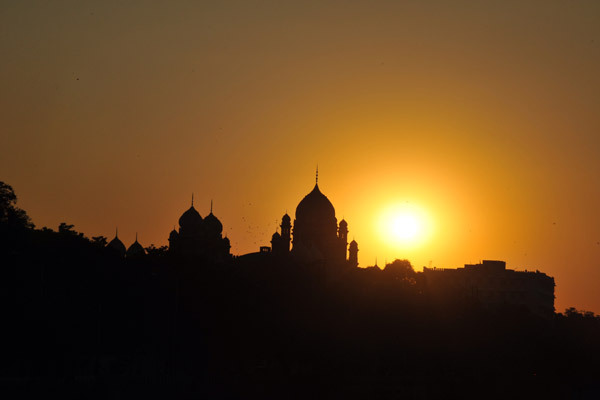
[0,182,33,229]
[1,182,600,399]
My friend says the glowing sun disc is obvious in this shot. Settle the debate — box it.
[378,203,431,248]
[391,214,420,240]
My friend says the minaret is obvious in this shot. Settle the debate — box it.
[338,219,348,261]
[280,213,292,253]
[348,240,359,268]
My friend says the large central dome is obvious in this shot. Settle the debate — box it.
[295,183,335,221]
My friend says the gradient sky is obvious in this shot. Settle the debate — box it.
[2,1,600,313]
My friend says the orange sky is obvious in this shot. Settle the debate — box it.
[2,1,600,313]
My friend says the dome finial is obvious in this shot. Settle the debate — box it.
[135,232,138,242]
[191,193,194,207]
[210,199,213,214]
[115,227,118,238]
[316,165,319,184]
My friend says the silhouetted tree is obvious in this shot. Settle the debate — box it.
[0,181,33,229]
[58,222,76,234]
[91,235,108,247]
[382,258,417,282]
[145,244,168,257]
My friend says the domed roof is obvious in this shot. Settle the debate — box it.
[339,219,348,228]
[107,235,126,256]
[204,212,223,235]
[178,205,202,228]
[126,239,146,258]
[295,184,335,221]
[272,231,281,240]
[282,213,291,223]
[169,229,179,239]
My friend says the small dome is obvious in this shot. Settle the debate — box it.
[107,236,126,256]
[295,184,335,221]
[272,231,281,240]
[126,240,146,258]
[204,212,223,235]
[282,213,291,223]
[178,205,202,228]
[339,219,348,228]
[169,229,179,239]
[349,240,358,248]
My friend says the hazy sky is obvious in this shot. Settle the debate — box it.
[2,1,600,313]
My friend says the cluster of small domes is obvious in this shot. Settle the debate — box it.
[174,201,223,237]
[106,230,146,258]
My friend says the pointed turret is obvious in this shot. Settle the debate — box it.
[106,228,126,257]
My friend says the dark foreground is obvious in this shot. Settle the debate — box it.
[2,223,600,399]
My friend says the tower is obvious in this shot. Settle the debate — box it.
[280,213,291,252]
[348,240,358,268]
[338,219,348,261]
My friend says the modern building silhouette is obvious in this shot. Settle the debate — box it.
[423,260,555,317]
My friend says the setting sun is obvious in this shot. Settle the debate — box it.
[378,203,432,248]
[391,213,420,241]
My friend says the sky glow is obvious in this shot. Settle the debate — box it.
[2,1,600,313]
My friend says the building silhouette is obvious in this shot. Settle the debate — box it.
[168,197,231,261]
[106,229,126,257]
[268,173,359,267]
[270,213,291,256]
[106,228,146,259]
[126,233,146,259]
[423,260,555,317]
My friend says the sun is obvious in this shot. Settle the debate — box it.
[378,203,432,248]
[390,213,420,241]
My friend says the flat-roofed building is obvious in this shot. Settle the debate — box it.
[423,260,555,317]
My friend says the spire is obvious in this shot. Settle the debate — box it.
[135,232,138,242]
[191,193,194,207]
[115,227,118,238]
[316,165,319,184]
[210,199,213,214]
